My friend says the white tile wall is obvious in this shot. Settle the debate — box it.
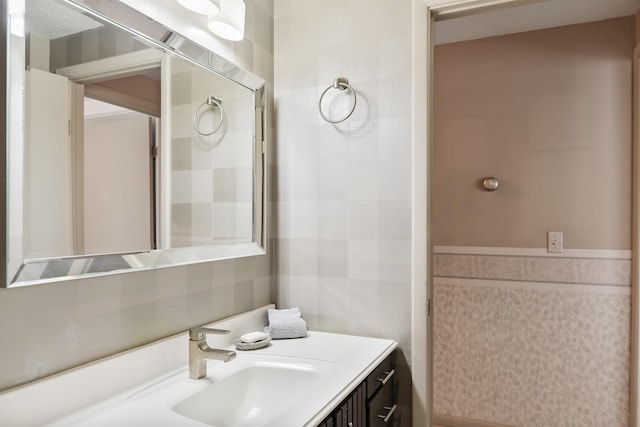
[274,0,413,423]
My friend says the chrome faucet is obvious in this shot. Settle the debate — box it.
[188,327,237,379]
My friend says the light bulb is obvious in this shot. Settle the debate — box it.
[208,0,245,41]
[176,0,220,16]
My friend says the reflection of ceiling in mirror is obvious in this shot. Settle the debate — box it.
[26,0,103,40]
[84,98,148,120]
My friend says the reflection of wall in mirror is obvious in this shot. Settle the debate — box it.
[169,56,254,248]
[8,32,26,278]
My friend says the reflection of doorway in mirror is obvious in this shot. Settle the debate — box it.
[82,98,158,255]
[25,68,75,259]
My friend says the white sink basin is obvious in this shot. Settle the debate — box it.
[127,354,337,426]
[171,357,334,426]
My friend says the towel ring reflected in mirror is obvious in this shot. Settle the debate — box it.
[319,77,357,124]
[193,96,224,136]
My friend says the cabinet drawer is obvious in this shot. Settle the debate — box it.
[366,355,394,399]
[368,378,396,426]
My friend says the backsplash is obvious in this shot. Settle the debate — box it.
[433,247,631,426]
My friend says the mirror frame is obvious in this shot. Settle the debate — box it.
[2,0,267,288]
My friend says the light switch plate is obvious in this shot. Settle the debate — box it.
[547,231,563,253]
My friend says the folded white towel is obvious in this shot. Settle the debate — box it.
[265,307,307,339]
[268,307,301,322]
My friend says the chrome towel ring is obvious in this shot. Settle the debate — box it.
[319,77,357,124]
[193,96,224,136]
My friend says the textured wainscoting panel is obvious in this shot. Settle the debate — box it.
[433,283,630,426]
[433,250,631,427]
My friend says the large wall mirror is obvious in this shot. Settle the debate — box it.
[3,0,266,287]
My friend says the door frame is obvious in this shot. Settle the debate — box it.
[410,0,638,425]
[631,41,640,427]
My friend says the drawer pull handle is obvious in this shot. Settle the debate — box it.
[376,369,395,385]
[377,404,397,424]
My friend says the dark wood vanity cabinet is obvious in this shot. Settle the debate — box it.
[317,353,397,427]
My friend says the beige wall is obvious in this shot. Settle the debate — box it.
[0,0,274,391]
[433,17,634,426]
[433,16,634,250]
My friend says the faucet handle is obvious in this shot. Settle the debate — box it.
[189,327,231,341]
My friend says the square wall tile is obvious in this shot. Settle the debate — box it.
[210,284,236,319]
[347,279,380,336]
[187,262,214,293]
[253,276,273,307]
[276,275,291,308]
[318,277,348,317]
[77,275,122,318]
[156,266,188,299]
[347,240,379,281]
[319,201,348,239]
[234,281,255,313]
[349,200,379,239]
[121,271,157,308]
[155,295,188,333]
[378,199,411,240]
[289,275,319,317]
[378,240,411,283]
[318,239,348,278]
[289,239,319,277]
[121,303,157,343]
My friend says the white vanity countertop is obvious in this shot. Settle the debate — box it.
[0,305,397,426]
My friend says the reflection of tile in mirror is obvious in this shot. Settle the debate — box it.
[212,135,237,169]
[235,202,254,241]
[171,137,192,171]
[170,171,192,204]
[213,168,237,202]
[191,203,213,238]
[190,137,213,170]
[191,68,216,100]
[171,204,192,237]
[213,203,237,241]
[190,169,214,203]
[235,167,253,201]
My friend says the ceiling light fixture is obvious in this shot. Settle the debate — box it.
[176,0,220,16]
[207,0,245,41]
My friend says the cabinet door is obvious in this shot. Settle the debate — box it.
[330,381,366,427]
[368,380,397,426]
[318,416,334,427]
[352,382,365,427]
